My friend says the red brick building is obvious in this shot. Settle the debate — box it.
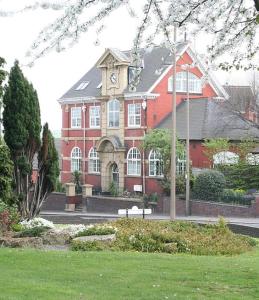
[58,43,245,195]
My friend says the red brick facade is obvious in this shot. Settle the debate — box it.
[59,46,220,194]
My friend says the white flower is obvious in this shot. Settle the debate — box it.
[20,217,54,229]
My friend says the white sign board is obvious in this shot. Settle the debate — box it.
[118,206,152,216]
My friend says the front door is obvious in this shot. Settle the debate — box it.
[111,163,119,188]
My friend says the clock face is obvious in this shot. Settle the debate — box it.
[110,72,117,84]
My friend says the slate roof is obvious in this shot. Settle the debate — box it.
[223,85,255,112]
[60,43,188,100]
[157,98,259,141]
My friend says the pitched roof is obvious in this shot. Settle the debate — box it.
[59,43,189,100]
[223,85,255,112]
[157,98,259,141]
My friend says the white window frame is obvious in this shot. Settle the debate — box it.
[89,106,100,128]
[71,107,81,128]
[108,99,120,128]
[88,147,100,174]
[149,150,164,177]
[128,103,141,127]
[213,151,239,166]
[71,147,82,172]
[127,147,141,176]
[168,72,202,93]
[176,152,186,175]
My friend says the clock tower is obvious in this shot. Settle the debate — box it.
[94,48,131,193]
[96,49,130,97]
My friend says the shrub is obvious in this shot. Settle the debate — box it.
[71,240,107,251]
[220,189,254,205]
[193,169,226,201]
[109,181,118,197]
[72,219,256,256]
[0,201,20,232]
[176,175,185,194]
[149,193,158,202]
[75,225,116,237]
[15,226,49,238]
[11,223,24,232]
[20,217,54,229]
[217,163,259,190]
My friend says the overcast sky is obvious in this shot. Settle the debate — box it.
[0,1,255,134]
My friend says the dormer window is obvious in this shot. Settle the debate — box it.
[168,72,202,93]
[75,81,90,90]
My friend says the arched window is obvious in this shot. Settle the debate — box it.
[213,151,239,165]
[71,147,82,172]
[176,152,186,175]
[149,150,163,177]
[168,72,202,93]
[108,99,120,127]
[127,147,141,176]
[88,147,100,173]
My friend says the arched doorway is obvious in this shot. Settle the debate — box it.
[111,163,119,188]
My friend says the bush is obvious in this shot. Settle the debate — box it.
[71,240,108,251]
[20,217,54,229]
[75,225,116,237]
[217,163,259,190]
[0,201,20,232]
[72,218,256,255]
[221,189,254,205]
[176,175,185,194]
[15,226,49,238]
[193,170,226,201]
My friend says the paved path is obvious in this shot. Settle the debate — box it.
[41,210,259,228]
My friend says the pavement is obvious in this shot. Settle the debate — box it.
[40,210,259,228]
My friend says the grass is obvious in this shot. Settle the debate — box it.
[0,246,259,300]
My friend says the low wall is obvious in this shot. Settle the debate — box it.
[158,196,259,217]
[43,192,259,218]
[86,196,144,214]
[42,192,67,211]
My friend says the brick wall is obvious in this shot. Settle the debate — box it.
[86,196,144,214]
[158,196,259,217]
[43,192,259,218]
[42,193,67,211]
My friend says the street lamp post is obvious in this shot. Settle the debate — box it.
[170,25,177,220]
[185,68,190,216]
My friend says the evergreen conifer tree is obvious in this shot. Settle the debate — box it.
[3,60,41,217]
[0,139,13,205]
[30,123,59,218]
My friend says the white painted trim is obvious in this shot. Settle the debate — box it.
[186,47,229,100]
[124,92,159,100]
[147,43,190,93]
[148,65,172,93]
[58,96,99,105]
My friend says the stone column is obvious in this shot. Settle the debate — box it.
[65,183,76,211]
[82,184,93,213]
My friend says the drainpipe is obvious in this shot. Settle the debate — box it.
[142,98,147,195]
[82,102,86,185]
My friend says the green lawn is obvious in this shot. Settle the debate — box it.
[0,247,259,300]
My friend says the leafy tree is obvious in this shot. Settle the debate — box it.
[143,129,185,195]
[30,123,59,218]
[143,129,184,178]
[0,1,258,70]
[203,138,230,165]
[2,60,41,218]
[234,138,257,162]
[0,139,14,205]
